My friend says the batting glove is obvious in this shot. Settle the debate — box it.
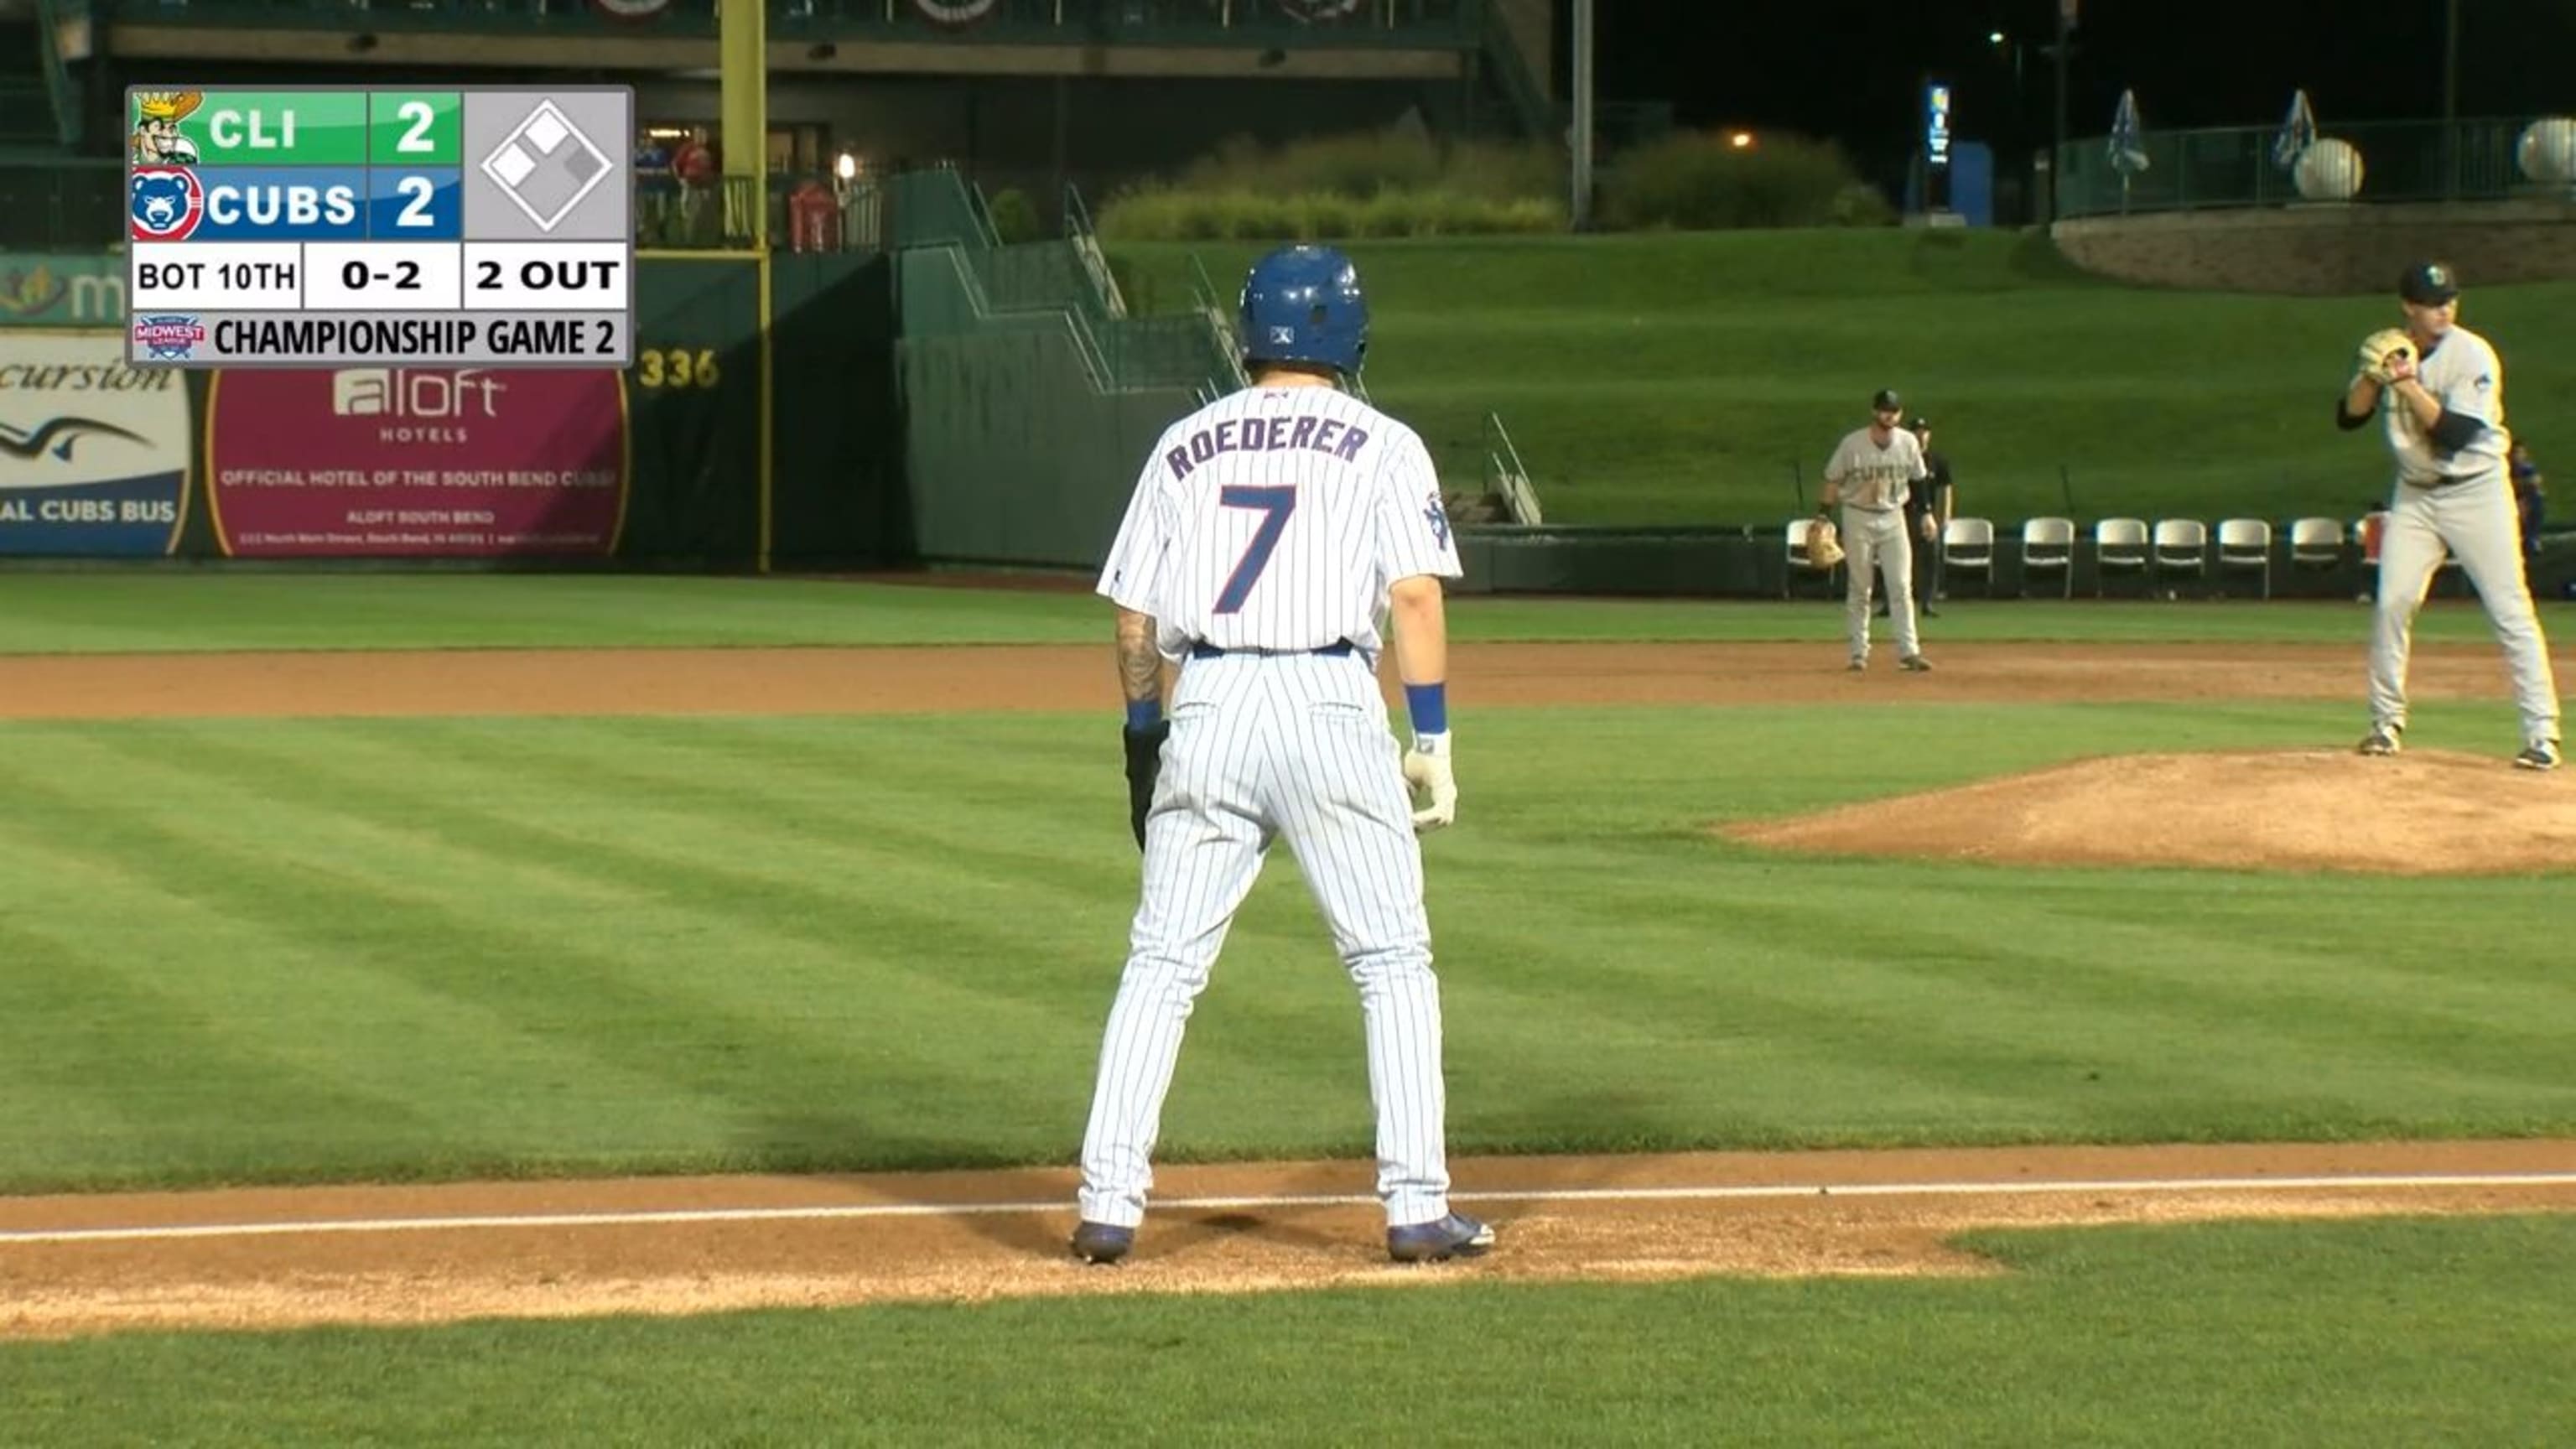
[1404,731,1457,833]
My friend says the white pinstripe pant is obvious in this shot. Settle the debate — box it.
[1077,650,1455,1230]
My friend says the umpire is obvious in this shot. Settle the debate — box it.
[1881,416,1954,617]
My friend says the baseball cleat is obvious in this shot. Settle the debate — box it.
[1387,1212,1496,1263]
[1899,654,1932,673]
[1070,1221,1135,1265]
[1846,658,1867,673]
[2514,740,2561,771]
[2356,726,2402,757]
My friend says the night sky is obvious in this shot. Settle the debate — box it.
[1587,0,2576,175]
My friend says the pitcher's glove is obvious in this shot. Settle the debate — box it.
[1123,719,1169,850]
[2357,328,2416,386]
[1806,515,1846,570]
[1403,732,1457,833]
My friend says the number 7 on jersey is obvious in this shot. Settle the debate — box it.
[1214,485,1296,615]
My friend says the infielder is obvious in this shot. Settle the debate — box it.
[2340,261,2560,771]
[1071,244,1493,1266]
[1820,388,1933,672]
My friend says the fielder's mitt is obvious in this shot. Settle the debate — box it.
[2357,328,2414,386]
[1805,515,1846,570]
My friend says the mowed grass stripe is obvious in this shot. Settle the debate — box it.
[0,797,477,1182]
[0,915,267,1182]
[147,719,1115,1171]
[0,730,771,1181]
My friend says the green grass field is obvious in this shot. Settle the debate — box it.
[1,575,2569,1441]
[1109,231,2576,530]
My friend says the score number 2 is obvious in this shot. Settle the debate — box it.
[380,100,449,232]
[1213,486,1296,615]
[393,100,438,154]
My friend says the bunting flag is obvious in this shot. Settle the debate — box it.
[2108,88,2149,174]
[2272,89,2318,169]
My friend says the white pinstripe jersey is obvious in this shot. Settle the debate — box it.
[1098,386,1462,661]
[1822,426,1927,512]
[2386,323,2511,484]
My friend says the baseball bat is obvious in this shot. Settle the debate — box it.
[1789,459,1805,514]
[2059,464,2077,517]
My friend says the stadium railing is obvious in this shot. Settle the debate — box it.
[2053,116,2570,219]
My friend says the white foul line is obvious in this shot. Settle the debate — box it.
[2,1171,2572,1247]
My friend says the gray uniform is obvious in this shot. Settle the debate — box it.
[1823,424,1929,666]
[2355,319,2559,750]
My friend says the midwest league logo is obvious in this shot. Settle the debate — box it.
[132,314,207,361]
[129,168,205,242]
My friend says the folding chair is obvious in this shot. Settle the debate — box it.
[2151,518,2210,595]
[2215,517,2273,599]
[2018,516,2076,599]
[2288,516,2345,570]
[2094,517,2150,597]
[1940,516,1996,598]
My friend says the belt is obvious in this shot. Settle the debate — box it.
[1191,639,1355,660]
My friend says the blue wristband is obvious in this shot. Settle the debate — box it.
[1405,683,1447,736]
[1126,699,1164,731]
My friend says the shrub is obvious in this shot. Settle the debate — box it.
[1598,131,1889,231]
[1167,129,1563,204]
[985,187,1044,244]
[1097,187,1566,243]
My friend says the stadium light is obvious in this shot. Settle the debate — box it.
[1988,29,2005,44]
[1728,131,1755,149]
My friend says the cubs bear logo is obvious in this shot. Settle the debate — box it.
[129,168,205,242]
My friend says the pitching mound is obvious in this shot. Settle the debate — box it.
[1725,749,2576,875]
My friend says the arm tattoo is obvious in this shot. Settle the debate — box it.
[1115,610,1161,704]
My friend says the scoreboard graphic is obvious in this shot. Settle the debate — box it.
[125,85,635,369]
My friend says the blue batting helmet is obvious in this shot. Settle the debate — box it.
[1239,244,1368,378]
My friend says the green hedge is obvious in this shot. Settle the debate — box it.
[1600,132,1895,231]
[1098,129,1568,242]
[1165,130,1564,202]
[1098,188,1564,242]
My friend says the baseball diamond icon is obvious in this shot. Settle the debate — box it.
[479,101,615,233]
